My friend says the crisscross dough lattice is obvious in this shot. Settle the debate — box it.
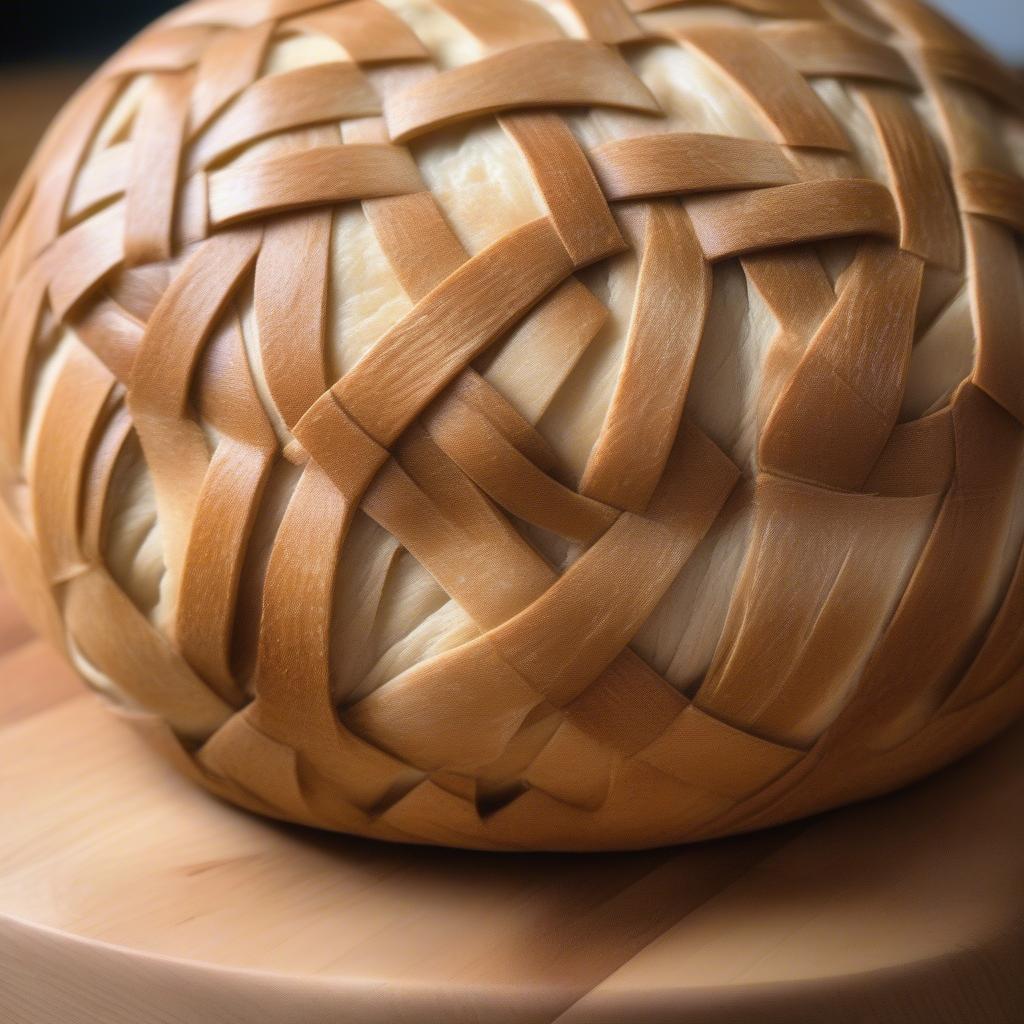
[1,0,1023,850]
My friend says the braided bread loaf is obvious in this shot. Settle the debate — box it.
[1,0,1022,851]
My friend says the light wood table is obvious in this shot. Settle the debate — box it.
[0,576,1023,1024]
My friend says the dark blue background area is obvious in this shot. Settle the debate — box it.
[3,1,177,63]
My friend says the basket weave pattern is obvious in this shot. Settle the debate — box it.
[1,0,1023,850]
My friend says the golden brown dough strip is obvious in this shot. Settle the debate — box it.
[758,20,916,87]
[285,2,429,64]
[175,316,277,705]
[189,21,275,133]
[501,112,625,268]
[858,85,960,269]
[589,133,797,202]
[190,62,380,170]
[46,201,127,320]
[967,216,1024,425]
[433,0,563,49]
[564,0,644,43]
[958,168,1024,236]
[760,239,923,491]
[126,72,193,266]
[332,217,574,446]
[580,203,711,512]
[207,144,423,226]
[384,39,661,142]
[29,345,115,582]
[253,209,332,429]
[674,24,849,150]
[686,179,899,261]
[422,393,619,544]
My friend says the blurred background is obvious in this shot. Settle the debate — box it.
[905,1,1023,65]
[0,0,1022,203]
[3,0,1023,65]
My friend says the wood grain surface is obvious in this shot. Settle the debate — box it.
[0,572,1023,1023]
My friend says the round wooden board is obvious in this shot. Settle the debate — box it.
[1,579,1023,1024]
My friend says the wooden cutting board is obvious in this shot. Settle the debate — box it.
[1,574,1023,1024]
